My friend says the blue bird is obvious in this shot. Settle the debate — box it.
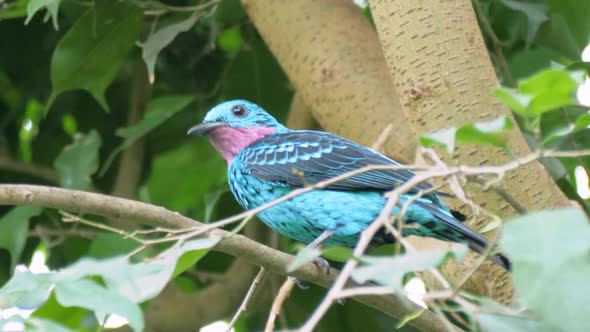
[188,100,510,270]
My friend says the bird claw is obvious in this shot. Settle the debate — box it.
[336,298,347,305]
[286,257,329,290]
[288,275,309,289]
[312,256,331,275]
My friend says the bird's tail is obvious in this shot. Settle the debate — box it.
[464,239,511,271]
[413,200,512,271]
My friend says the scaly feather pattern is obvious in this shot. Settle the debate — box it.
[241,130,430,192]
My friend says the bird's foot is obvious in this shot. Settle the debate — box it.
[336,298,347,305]
[288,275,309,289]
[312,256,331,275]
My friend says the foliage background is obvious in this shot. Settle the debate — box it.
[0,0,589,331]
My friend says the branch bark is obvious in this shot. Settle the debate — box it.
[368,0,570,303]
[0,155,59,184]
[0,184,457,332]
[242,0,414,163]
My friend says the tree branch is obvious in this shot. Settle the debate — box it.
[0,155,59,184]
[0,184,455,332]
[111,60,152,200]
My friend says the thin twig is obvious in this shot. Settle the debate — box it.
[371,123,394,153]
[227,267,266,331]
[471,175,527,215]
[473,0,515,87]
[265,278,296,332]
[335,286,394,299]
[28,225,96,239]
[60,211,145,243]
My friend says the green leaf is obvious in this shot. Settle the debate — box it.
[53,130,101,191]
[479,313,545,332]
[322,246,353,262]
[502,208,590,267]
[567,61,590,76]
[146,140,226,216]
[536,0,590,60]
[351,246,467,291]
[497,69,584,116]
[32,293,88,329]
[455,116,513,149]
[518,69,583,115]
[217,26,242,57]
[420,128,457,153]
[494,88,532,115]
[0,206,43,270]
[0,235,217,325]
[172,238,219,278]
[499,0,548,48]
[61,114,77,137]
[88,233,142,259]
[25,0,61,30]
[25,317,76,332]
[543,113,590,145]
[118,237,218,300]
[501,208,590,331]
[57,237,218,303]
[214,0,247,26]
[0,0,29,19]
[420,117,512,153]
[142,15,198,83]
[54,279,143,332]
[287,247,321,273]
[102,95,195,174]
[47,1,143,113]
[507,48,552,81]
[19,99,44,162]
[0,270,54,309]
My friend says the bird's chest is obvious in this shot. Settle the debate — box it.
[227,162,288,209]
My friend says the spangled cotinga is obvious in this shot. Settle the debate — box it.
[188,100,510,270]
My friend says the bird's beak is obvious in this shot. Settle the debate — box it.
[187,122,226,136]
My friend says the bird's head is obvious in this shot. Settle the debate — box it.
[188,100,287,165]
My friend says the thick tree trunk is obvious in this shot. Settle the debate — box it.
[286,93,321,130]
[242,0,414,163]
[368,0,571,303]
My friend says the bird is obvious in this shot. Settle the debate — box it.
[188,99,510,270]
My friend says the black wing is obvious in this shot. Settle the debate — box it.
[239,130,431,193]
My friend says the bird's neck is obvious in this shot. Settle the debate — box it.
[208,126,277,165]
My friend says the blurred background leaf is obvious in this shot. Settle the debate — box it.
[53,130,101,190]
[47,0,143,112]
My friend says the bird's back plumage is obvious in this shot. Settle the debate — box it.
[240,130,428,192]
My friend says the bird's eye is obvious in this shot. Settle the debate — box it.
[232,105,247,117]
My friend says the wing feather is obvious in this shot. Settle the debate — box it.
[240,130,431,193]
